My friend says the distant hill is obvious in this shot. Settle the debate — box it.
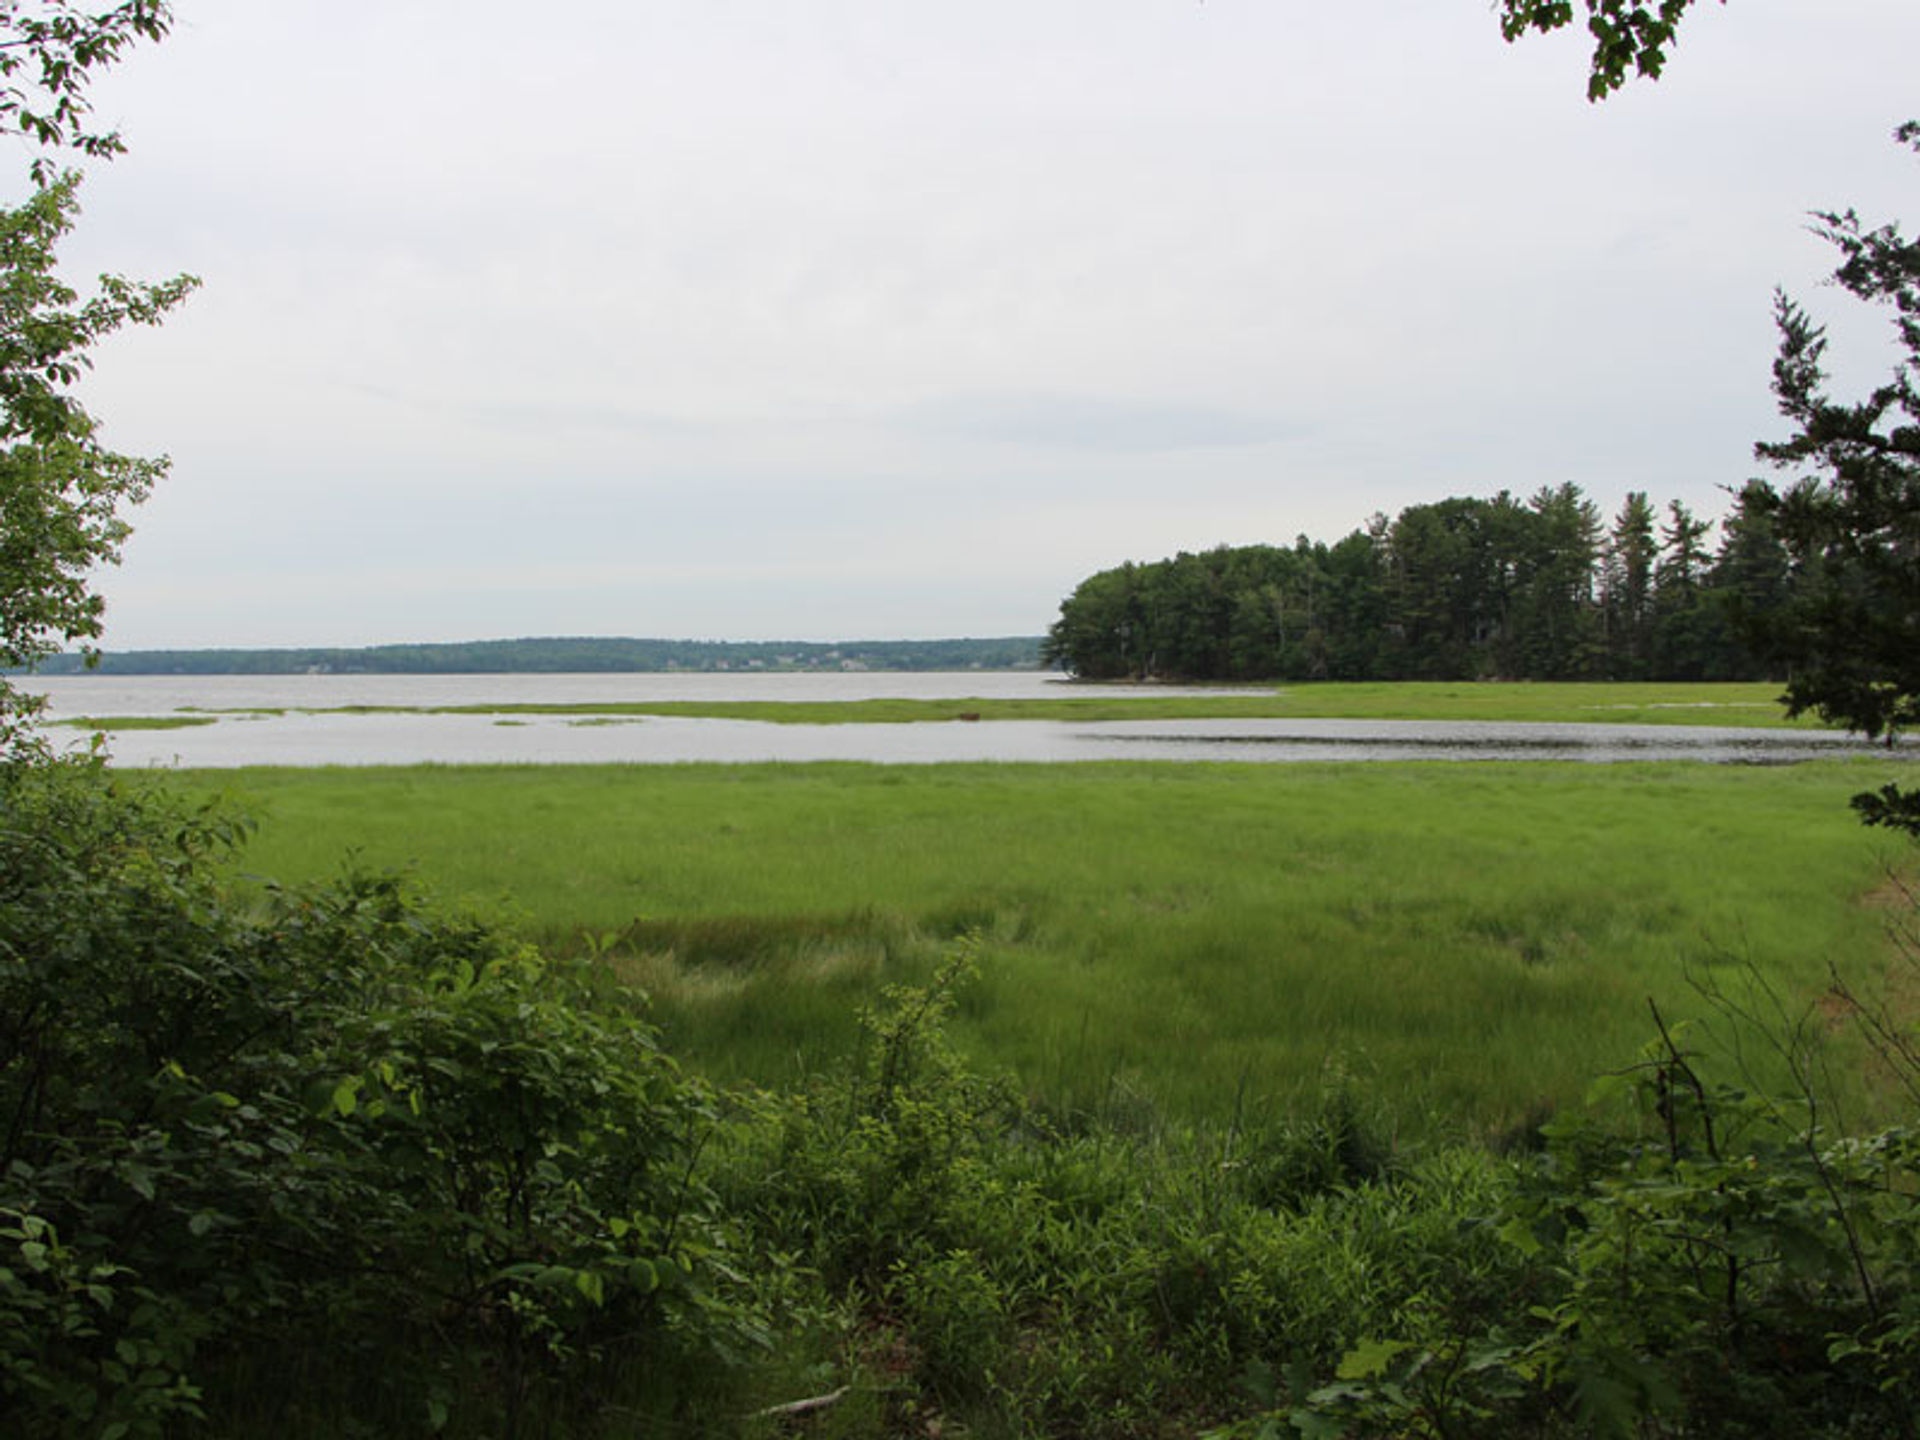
[27,635,1049,676]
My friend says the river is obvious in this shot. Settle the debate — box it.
[26,672,1914,768]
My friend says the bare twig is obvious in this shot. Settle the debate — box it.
[752,1385,850,1420]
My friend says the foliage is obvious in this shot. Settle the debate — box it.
[8,758,1910,1437]
[1045,486,1782,683]
[0,758,772,1436]
[0,2,192,755]
[28,633,1048,676]
[1497,0,1719,101]
[0,176,196,751]
[1751,123,1920,837]
[1235,1012,1920,1440]
[0,2,172,175]
[715,948,1521,1438]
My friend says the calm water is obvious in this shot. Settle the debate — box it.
[29,672,1913,769]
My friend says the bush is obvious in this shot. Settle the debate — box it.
[717,947,1520,1438]
[0,758,772,1436]
[1265,1022,1920,1440]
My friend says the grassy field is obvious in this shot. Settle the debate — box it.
[161,679,1822,727]
[162,753,1916,1139]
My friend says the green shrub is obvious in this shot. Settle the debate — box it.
[718,946,1521,1438]
[0,758,773,1436]
[1261,1024,1920,1440]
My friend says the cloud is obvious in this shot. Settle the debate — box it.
[51,0,1920,650]
[891,391,1299,453]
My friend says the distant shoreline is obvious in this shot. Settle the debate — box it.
[23,634,1047,677]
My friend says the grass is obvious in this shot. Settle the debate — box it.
[54,713,221,730]
[164,755,1916,1138]
[170,680,1824,728]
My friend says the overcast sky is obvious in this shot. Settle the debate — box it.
[44,0,1920,648]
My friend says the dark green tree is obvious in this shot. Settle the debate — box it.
[1319,526,1389,679]
[1601,490,1658,677]
[1703,480,1792,680]
[1380,496,1515,679]
[1752,124,1920,836]
[1508,483,1603,679]
[1650,499,1714,679]
[1151,549,1237,680]
[1044,561,1154,680]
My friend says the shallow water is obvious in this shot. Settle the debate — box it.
[31,669,1156,711]
[28,672,1913,769]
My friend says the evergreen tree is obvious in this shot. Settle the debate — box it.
[1752,124,1920,835]
[1650,500,1714,679]
[1601,491,1658,678]
[1509,484,1603,679]
[1704,481,1793,680]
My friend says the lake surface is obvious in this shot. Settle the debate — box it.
[29,671,1914,769]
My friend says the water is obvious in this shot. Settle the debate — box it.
[31,669,1153,712]
[27,672,1913,768]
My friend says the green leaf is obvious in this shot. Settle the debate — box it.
[1336,1337,1412,1380]
[1496,1214,1544,1257]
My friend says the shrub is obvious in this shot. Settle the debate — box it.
[0,758,771,1436]
[1262,1021,1920,1440]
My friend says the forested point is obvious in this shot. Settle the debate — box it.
[24,634,1046,676]
[1045,484,1789,683]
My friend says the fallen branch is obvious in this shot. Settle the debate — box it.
[752,1385,850,1420]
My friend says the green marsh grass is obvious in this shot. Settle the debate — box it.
[55,713,219,730]
[190,680,1815,727]
[168,757,1913,1137]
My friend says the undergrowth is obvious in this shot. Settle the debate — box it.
[5,757,1918,1437]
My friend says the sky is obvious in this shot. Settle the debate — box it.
[38,0,1920,649]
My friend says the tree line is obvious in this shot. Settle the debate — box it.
[1045,482,1794,683]
[26,634,1046,676]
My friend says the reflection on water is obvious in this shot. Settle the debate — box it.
[1081,722,1901,765]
